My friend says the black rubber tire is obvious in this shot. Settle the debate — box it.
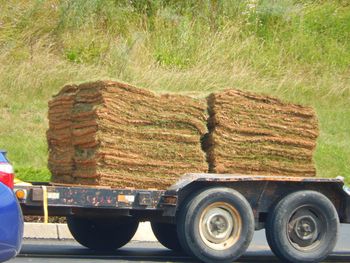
[177,187,255,263]
[151,222,182,251]
[265,191,339,263]
[177,192,196,257]
[67,216,139,251]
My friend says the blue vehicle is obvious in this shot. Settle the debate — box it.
[0,150,23,263]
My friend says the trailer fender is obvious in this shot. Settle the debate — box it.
[344,186,350,223]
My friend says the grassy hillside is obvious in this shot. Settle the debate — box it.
[0,0,349,183]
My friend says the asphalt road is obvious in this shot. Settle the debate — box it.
[9,224,350,263]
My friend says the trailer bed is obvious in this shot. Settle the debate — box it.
[14,174,350,222]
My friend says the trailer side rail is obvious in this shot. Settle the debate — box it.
[14,185,164,210]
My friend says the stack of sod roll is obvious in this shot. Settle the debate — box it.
[48,81,319,189]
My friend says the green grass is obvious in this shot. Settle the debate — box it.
[14,167,51,182]
[0,0,349,183]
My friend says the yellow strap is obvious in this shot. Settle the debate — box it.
[42,186,48,224]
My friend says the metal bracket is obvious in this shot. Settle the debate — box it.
[31,188,43,202]
[137,192,152,206]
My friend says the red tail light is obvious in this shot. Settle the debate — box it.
[0,163,14,189]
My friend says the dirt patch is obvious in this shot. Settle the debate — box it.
[205,89,318,176]
[48,81,208,189]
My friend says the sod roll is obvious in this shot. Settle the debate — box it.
[206,89,319,177]
[47,81,208,189]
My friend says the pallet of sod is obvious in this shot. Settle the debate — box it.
[206,89,318,177]
[48,81,208,189]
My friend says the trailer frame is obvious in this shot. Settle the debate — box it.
[14,174,350,224]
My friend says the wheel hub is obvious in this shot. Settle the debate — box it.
[287,207,325,250]
[204,208,233,242]
[294,216,317,241]
[199,202,242,250]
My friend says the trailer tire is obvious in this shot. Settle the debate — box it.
[67,216,138,251]
[151,222,182,251]
[265,191,339,263]
[177,187,254,263]
[177,193,196,256]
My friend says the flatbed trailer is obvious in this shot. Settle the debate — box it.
[15,173,350,263]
